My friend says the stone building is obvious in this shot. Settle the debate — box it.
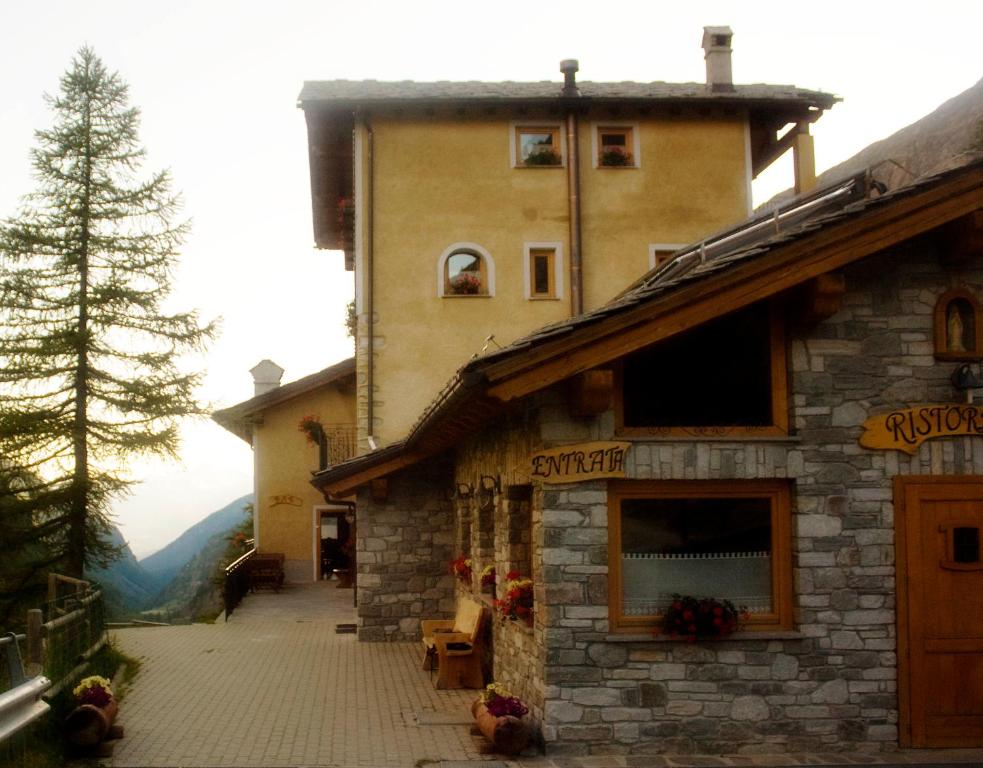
[313,159,983,755]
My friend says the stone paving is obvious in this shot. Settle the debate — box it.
[108,581,490,767]
[107,581,983,768]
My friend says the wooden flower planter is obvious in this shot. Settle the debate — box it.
[471,699,529,755]
[65,697,123,755]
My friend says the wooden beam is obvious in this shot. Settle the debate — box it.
[566,369,614,417]
[317,449,432,497]
[485,168,983,404]
[795,273,846,324]
[793,125,817,194]
[752,122,798,179]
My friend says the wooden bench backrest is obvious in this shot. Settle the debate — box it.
[452,599,484,642]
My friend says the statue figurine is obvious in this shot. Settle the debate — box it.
[948,302,967,352]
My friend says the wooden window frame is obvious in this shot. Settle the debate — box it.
[614,302,789,439]
[523,242,563,300]
[512,123,564,168]
[593,122,639,169]
[608,479,794,635]
[933,288,983,360]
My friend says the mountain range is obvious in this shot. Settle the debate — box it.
[90,493,252,619]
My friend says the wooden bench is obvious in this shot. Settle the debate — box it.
[248,552,285,592]
[421,597,485,689]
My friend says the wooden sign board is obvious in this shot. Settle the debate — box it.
[859,405,983,454]
[531,441,630,484]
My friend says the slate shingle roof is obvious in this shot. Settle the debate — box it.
[298,79,836,109]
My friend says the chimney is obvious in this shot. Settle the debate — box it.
[560,59,580,97]
[250,359,284,396]
[701,26,734,92]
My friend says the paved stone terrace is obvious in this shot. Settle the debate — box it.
[107,581,983,767]
[108,581,490,767]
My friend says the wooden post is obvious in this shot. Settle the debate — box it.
[48,573,58,603]
[793,123,817,195]
[26,608,43,676]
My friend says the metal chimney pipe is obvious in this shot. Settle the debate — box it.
[560,59,580,97]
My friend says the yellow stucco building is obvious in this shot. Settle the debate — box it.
[213,359,356,583]
[299,28,835,450]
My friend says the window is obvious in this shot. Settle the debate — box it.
[594,123,639,168]
[616,301,788,437]
[648,243,686,271]
[437,243,495,297]
[609,480,793,633]
[513,124,563,167]
[523,242,563,300]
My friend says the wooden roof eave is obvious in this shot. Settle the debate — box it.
[305,108,354,251]
[481,165,983,404]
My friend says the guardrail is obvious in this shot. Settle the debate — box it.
[223,548,255,621]
[0,633,50,744]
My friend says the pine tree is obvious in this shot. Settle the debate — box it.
[0,47,215,581]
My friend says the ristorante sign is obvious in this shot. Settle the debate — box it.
[530,441,631,483]
[859,405,983,454]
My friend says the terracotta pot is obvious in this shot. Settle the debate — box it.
[470,700,529,755]
[65,697,118,747]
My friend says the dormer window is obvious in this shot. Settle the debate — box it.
[437,243,496,298]
[512,123,564,168]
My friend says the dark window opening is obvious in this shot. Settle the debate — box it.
[953,526,980,564]
[622,303,773,428]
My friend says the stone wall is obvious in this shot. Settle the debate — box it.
[453,411,548,737]
[355,459,456,641]
[536,243,983,755]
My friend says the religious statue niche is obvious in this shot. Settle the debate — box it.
[934,289,983,361]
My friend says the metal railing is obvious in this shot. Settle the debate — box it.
[223,548,256,621]
[0,634,51,744]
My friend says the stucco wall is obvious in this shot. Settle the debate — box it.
[254,385,355,582]
[353,108,750,447]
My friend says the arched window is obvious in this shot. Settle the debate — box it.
[437,243,495,297]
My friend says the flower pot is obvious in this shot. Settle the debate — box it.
[65,697,119,747]
[470,700,529,755]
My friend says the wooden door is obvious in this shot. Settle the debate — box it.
[896,476,983,747]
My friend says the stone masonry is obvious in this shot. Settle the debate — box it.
[352,238,983,755]
[355,458,456,641]
[534,240,983,755]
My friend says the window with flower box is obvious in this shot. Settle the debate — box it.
[594,123,639,168]
[608,480,793,634]
[438,243,495,298]
[512,124,563,168]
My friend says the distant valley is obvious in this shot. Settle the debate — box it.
[90,493,253,621]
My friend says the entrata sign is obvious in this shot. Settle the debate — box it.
[859,405,983,454]
[531,441,630,484]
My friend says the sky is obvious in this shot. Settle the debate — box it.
[1,1,980,559]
